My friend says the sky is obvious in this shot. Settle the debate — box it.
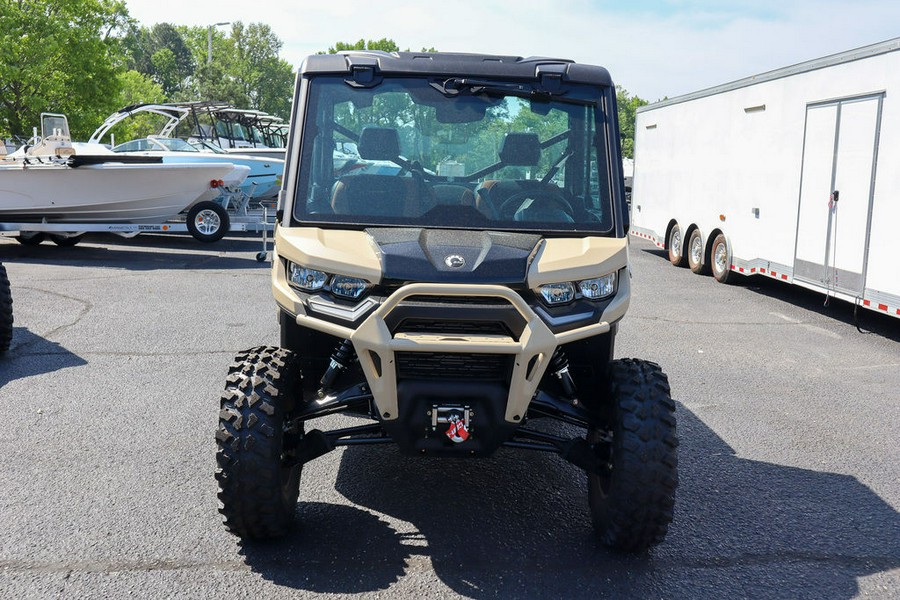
[124,0,900,102]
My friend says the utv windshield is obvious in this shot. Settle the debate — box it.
[293,76,615,234]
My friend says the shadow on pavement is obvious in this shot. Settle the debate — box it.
[239,405,900,598]
[0,327,87,388]
[639,245,900,342]
[742,276,900,341]
[238,502,409,593]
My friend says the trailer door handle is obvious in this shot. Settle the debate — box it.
[832,190,839,203]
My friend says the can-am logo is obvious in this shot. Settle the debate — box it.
[444,254,466,269]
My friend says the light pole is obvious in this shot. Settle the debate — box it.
[207,22,230,65]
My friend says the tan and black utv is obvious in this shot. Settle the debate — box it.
[216,51,677,552]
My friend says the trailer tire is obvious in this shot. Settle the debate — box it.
[687,229,708,274]
[50,233,85,247]
[187,201,230,243]
[667,224,687,267]
[216,346,303,539]
[710,234,733,284]
[16,233,45,246]
[588,358,678,552]
[0,264,12,355]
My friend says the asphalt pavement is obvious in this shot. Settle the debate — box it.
[0,232,898,599]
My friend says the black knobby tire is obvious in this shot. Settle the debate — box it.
[16,233,45,246]
[187,201,230,243]
[50,233,85,247]
[668,224,687,267]
[0,264,12,355]
[216,346,303,539]
[687,229,708,274]
[710,233,733,284]
[589,358,678,552]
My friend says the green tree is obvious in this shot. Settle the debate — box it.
[0,0,130,139]
[116,69,165,106]
[325,38,400,54]
[176,22,294,120]
[150,48,179,96]
[320,39,436,54]
[121,23,194,98]
[98,69,166,143]
[616,86,647,159]
[228,22,294,118]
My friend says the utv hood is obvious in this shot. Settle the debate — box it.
[367,228,541,285]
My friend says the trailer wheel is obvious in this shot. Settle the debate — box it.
[687,229,708,274]
[16,232,45,246]
[216,346,303,539]
[710,234,733,283]
[0,264,13,355]
[187,201,230,243]
[667,224,687,267]
[50,233,85,247]
[588,358,678,552]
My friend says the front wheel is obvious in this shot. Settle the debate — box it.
[588,358,678,552]
[187,201,230,243]
[668,224,687,267]
[216,346,303,539]
[0,264,12,355]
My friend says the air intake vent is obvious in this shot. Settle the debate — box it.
[396,352,513,381]
[393,318,513,337]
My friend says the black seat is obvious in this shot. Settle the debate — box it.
[475,132,573,220]
[331,174,422,217]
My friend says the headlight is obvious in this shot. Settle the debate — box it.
[538,282,576,305]
[331,275,371,300]
[579,273,617,300]
[288,264,328,291]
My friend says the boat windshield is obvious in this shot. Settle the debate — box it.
[189,139,228,153]
[112,138,199,153]
[293,76,615,234]
[151,138,199,152]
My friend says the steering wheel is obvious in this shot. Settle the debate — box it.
[498,190,575,220]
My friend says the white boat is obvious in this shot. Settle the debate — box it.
[0,114,243,224]
[90,103,285,197]
[108,136,280,200]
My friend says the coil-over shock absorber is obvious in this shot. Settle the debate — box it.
[317,338,357,398]
[549,347,580,405]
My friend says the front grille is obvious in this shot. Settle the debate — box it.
[394,318,512,337]
[396,352,513,381]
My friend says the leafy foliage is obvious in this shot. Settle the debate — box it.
[324,38,400,54]
[321,38,437,54]
[174,22,294,119]
[99,70,166,144]
[0,0,130,139]
[616,86,648,159]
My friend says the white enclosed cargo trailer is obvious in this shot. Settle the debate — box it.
[630,38,900,319]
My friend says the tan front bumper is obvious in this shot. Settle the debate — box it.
[288,280,629,423]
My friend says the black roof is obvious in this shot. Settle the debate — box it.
[300,51,613,87]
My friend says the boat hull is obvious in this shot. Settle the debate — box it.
[158,154,282,200]
[0,161,235,223]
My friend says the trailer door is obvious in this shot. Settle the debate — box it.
[794,95,882,297]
